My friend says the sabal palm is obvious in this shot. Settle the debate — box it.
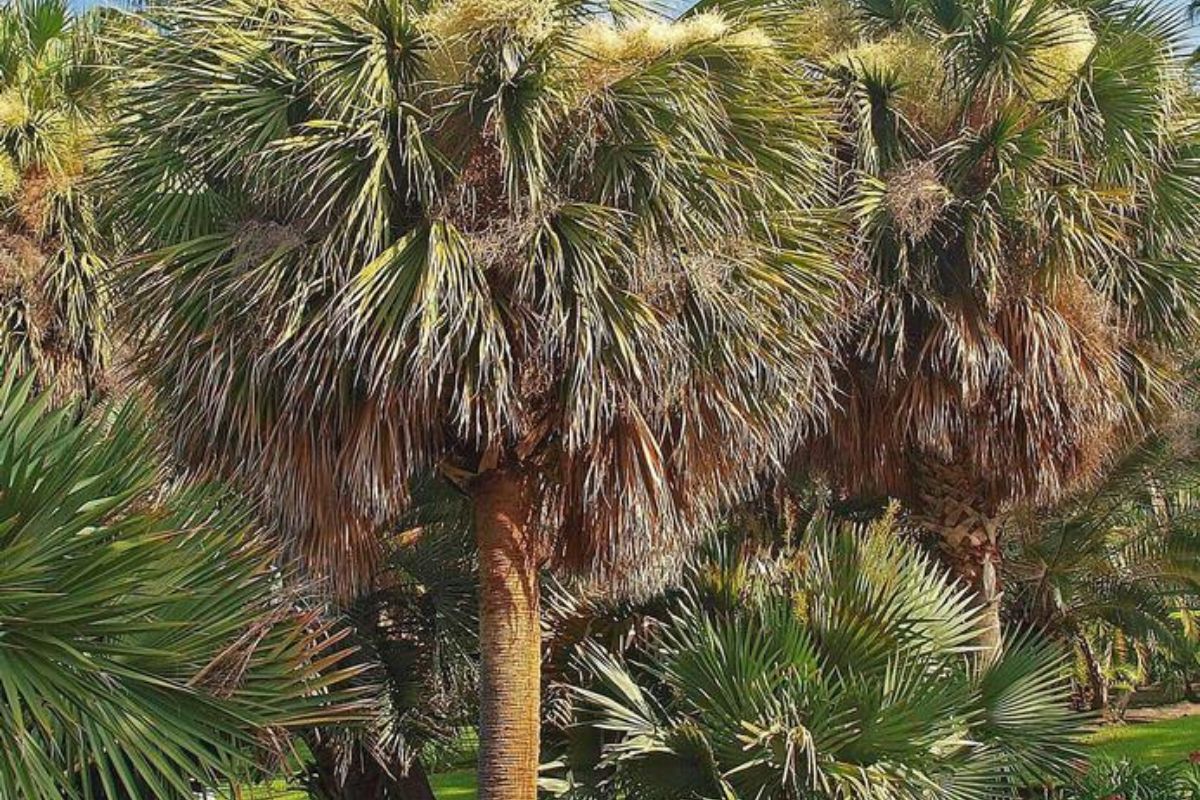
[0,0,112,399]
[0,372,363,800]
[794,0,1200,648]
[104,0,844,796]
[558,519,1082,799]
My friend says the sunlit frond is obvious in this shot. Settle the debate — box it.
[0,371,366,800]
[107,0,847,594]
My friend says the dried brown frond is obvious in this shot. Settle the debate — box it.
[885,161,950,241]
[811,274,1132,512]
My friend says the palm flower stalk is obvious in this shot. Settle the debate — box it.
[103,0,846,796]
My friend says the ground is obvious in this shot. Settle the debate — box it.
[222,770,477,799]
[229,711,1199,799]
[430,769,478,799]
[1090,707,1200,767]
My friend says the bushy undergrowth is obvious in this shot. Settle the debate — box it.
[547,519,1084,799]
[1053,759,1200,800]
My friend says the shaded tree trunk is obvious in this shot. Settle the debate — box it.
[913,459,1004,654]
[305,735,437,800]
[395,759,438,800]
[1076,633,1108,712]
[473,469,542,800]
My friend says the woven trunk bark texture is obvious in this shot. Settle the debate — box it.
[913,459,1005,654]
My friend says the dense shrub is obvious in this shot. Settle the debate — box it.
[548,520,1084,799]
[1056,759,1200,800]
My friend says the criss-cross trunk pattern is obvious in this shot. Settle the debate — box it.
[914,459,1005,654]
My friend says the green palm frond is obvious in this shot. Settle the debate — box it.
[558,518,1083,799]
[0,370,367,800]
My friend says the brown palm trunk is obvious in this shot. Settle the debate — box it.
[914,459,1004,654]
[395,759,437,800]
[305,735,438,800]
[473,469,542,800]
[1076,634,1109,712]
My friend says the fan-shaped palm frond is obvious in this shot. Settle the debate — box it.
[0,370,366,800]
[555,517,1082,799]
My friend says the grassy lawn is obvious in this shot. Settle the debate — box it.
[430,769,478,799]
[224,716,1200,799]
[218,782,307,799]
[1090,714,1200,766]
[222,769,477,799]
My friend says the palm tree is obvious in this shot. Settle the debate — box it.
[1006,428,1200,711]
[0,371,364,799]
[103,0,845,796]
[787,0,1200,649]
[0,0,114,400]
[306,481,479,800]
[553,517,1082,798]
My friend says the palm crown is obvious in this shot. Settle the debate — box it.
[0,0,112,399]
[782,0,1200,648]
[109,0,844,589]
[806,0,1200,507]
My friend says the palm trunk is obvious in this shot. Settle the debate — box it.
[394,759,437,800]
[914,459,1004,654]
[1076,634,1108,712]
[473,469,541,800]
[304,735,437,800]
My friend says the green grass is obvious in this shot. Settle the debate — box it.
[430,768,478,799]
[1090,714,1200,766]
[218,782,307,799]
[222,768,476,799]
